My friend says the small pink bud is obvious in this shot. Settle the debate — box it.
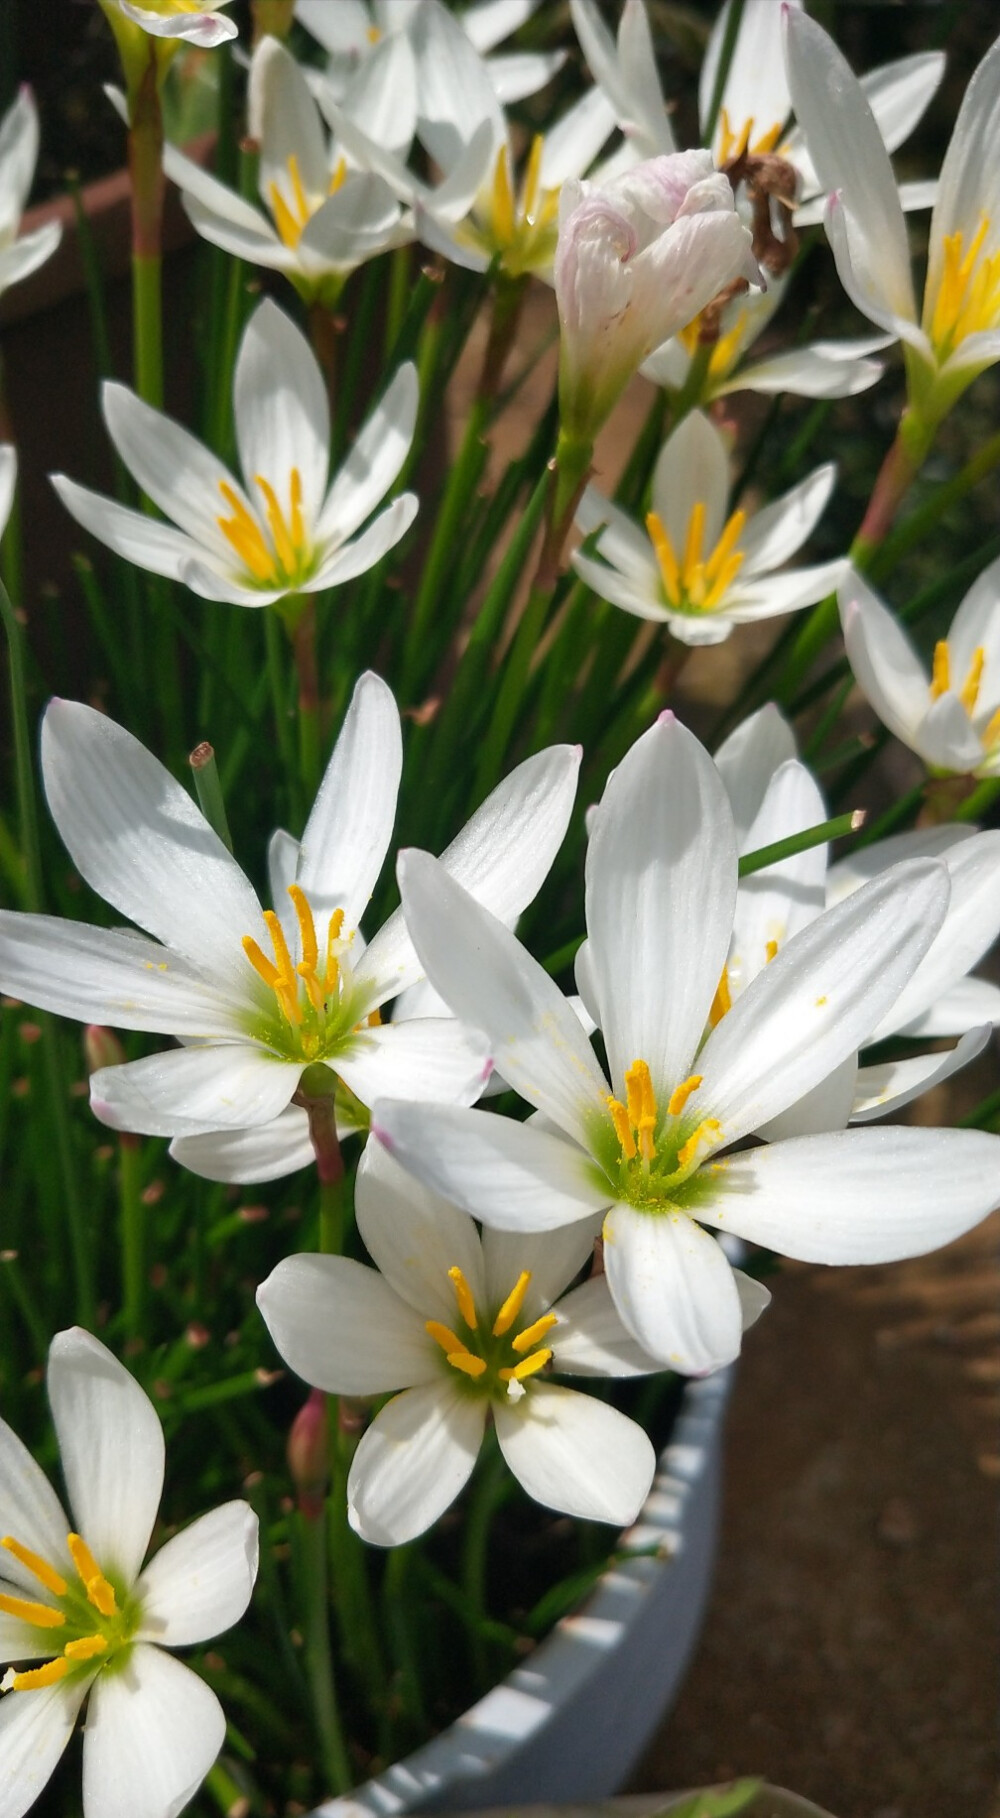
[84,1024,126,1075]
[288,1389,329,1519]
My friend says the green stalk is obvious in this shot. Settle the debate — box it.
[265,609,300,821]
[738,809,866,878]
[189,742,234,851]
[128,50,165,409]
[298,1505,353,1794]
[403,394,491,697]
[0,1250,50,1365]
[119,1135,145,1344]
[954,775,1000,823]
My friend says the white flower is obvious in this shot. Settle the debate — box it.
[257,1139,670,1545]
[0,89,62,301]
[573,408,844,646]
[52,298,418,609]
[840,561,1000,778]
[0,1327,257,1818]
[372,713,1000,1374]
[785,9,1000,428]
[100,0,237,47]
[555,152,759,440]
[0,675,580,1146]
[296,0,563,108]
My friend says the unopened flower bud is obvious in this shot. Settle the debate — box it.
[287,1389,328,1520]
[84,1024,126,1075]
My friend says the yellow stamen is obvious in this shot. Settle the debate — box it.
[718,109,783,166]
[499,1348,552,1383]
[703,507,746,586]
[491,145,515,246]
[426,1320,470,1357]
[961,646,986,715]
[930,640,951,699]
[288,465,305,551]
[676,1117,723,1172]
[288,883,319,975]
[492,1271,531,1337]
[522,133,545,223]
[667,1074,703,1118]
[448,1265,478,1330]
[366,1007,382,1027]
[1,1538,67,1597]
[984,705,1000,748]
[64,1633,108,1662]
[67,1535,117,1618]
[709,967,732,1027]
[447,1351,488,1379]
[255,474,297,577]
[512,1312,558,1354]
[217,480,274,582]
[646,510,682,606]
[7,1657,70,1690]
[366,23,381,42]
[637,1115,656,1164]
[647,503,745,615]
[765,939,779,964]
[0,1592,65,1627]
[269,179,303,250]
[287,153,308,228]
[607,1094,637,1160]
[682,499,706,574]
[930,215,1000,352]
[328,157,348,197]
[242,933,282,990]
[324,907,345,995]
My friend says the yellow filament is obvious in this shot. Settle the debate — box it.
[255,474,298,577]
[288,154,308,227]
[930,215,1000,351]
[288,883,318,975]
[930,640,951,699]
[646,510,682,605]
[765,939,779,964]
[667,1074,703,1118]
[607,1094,637,1160]
[8,1656,70,1690]
[646,504,745,613]
[492,1270,531,1337]
[683,499,706,574]
[329,156,348,197]
[512,1312,558,1355]
[448,1351,488,1379]
[1,1538,67,1597]
[709,967,732,1027]
[0,1592,65,1627]
[448,1266,478,1330]
[67,1535,117,1618]
[426,1320,469,1357]
[961,646,986,715]
[703,508,746,586]
[217,480,274,582]
[984,705,1000,748]
[499,1348,552,1383]
[242,933,282,990]
[324,907,345,995]
[64,1633,108,1662]
[676,1117,723,1172]
[269,180,303,249]
[522,133,545,223]
[492,145,516,245]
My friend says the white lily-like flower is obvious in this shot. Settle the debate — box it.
[0,674,581,1145]
[100,0,237,48]
[52,298,417,609]
[785,9,1000,430]
[839,561,1000,778]
[372,712,1000,1375]
[573,408,844,646]
[555,152,759,441]
[0,1326,257,1818]
[257,1139,671,1545]
[0,89,62,301]
[296,0,563,107]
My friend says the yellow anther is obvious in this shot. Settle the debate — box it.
[637,1115,656,1164]
[64,1633,108,1662]
[366,1007,382,1027]
[499,1348,552,1384]
[984,705,1000,748]
[492,1270,531,1337]
[448,1266,478,1330]
[646,510,682,606]
[67,1534,118,1618]
[366,23,381,42]
[522,133,545,223]
[930,215,1000,352]
[328,157,347,197]
[0,1592,65,1627]
[242,933,282,990]
[269,179,303,250]
[667,1074,703,1118]
[426,1320,469,1357]
[288,883,319,975]
[647,503,744,614]
[7,1657,70,1691]
[1,1538,67,1597]
[676,1116,723,1172]
[255,474,298,578]
[447,1351,488,1379]
[709,967,732,1027]
[930,639,951,699]
[765,939,779,964]
[623,1058,654,1128]
[217,480,274,582]
[491,145,516,246]
[607,1094,637,1160]
[682,499,706,575]
[703,507,746,588]
[718,109,784,166]
[511,1312,558,1355]
[324,907,346,992]
[287,154,308,228]
[961,646,986,715]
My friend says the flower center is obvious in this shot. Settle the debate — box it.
[425,1265,559,1401]
[268,152,348,251]
[216,467,313,590]
[242,887,376,1060]
[463,137,560,278]
[717,109,785,168]
[929,639,1000,745]
[646,501,746,614]
[928,215,1000,359]
[605,1058,723,1206]
[0,1532,136,1694]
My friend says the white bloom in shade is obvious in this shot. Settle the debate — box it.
[373,713,1000,1374]
[101,0,237,47]
[555,153,759,441]
[0,1327,257,1818]
[785,10,1000,428]
[296,0,563,108]
[52,299,418,609]
[573,408,844,646]
[840,561,1000,778]
[0,445,16,542]
[0,675,580,1146]
[257,1139,671,1545]
[0,90,62,300]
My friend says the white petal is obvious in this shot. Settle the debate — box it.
[309,493,418,591]
[576,483,655,580]
[90,1045,300,1140]
[355,1137,485,1321]
[901,975,1000,1038]
[0,1419,69,1595]
[703,0,790,148]
[317,364,418,546]
[851,1026,992,1123]
[494,1382,655,1525]
[586,712,738,1103]
[569,551,661,621]
[839,572,929,745]
[101,382,238,558]
[737,464,836,576]
[480,1215,603,1317]
[912,691,983,773]
[372,1102,610,1232]
[339,31,418,158]
[550,1273,660,1376]
[0,90,38,227]
[347,1383,485,1545]
[0,914,245,1036]
[232,299,329,533]
[755,1050,859,1142]
[721,342,885,400]
[48,1327,164,1586]
[926,34,1000,303]
[169,1109,316,1184]
[713,704,797,842]
[296,671,400,933]
[725,561,849,622]
[181,191,295,270]
[116,2,236,45]
[336,1017,492,1114]
[82,1644,225,1818]
[408,0,505,175]
[863,51,945,154]
[0,1675,88,1818]
[602,1203,744,1373]
[0,221,61,293]
[258,1253,433,1394]
[463,0,538,56]
[944,552,1000,720]
[486,49,565,106]
[871,830,1000,1039]
[136,1503,258,1647]
[51,476,206,582]
[539,85,617,190]
[700,1127,1000,1262]
[731,758,828,986]
[650,408,729,553]
[251,38,329,209]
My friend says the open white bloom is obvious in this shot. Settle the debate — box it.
[373,713,1000,1375]
[0,1327,257,1818]
[258,1140,668,1545]
[785,9,1000,429]
[0,89,62,300]
[556,152,759,441]
[573,408,844,646]
[840,561,1000,778]
[52,299,417,609]
[100,0,237,48]
[296,0,563,107]
[0,675,580,1144]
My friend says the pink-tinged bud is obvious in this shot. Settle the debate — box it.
[287,1389,328,1520]
[84,1024,126,1075]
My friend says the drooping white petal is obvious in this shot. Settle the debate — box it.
[726,560,849,621]
[714,704,797,842]
[863,51,946,155]
[737,464,836,576]
[258,1252,434,1394]
[586,712,738,1103]
[307,493,418,591]
[232,299,329,532]
[347,1382,485,1546]
[602,1202,744,1373]
[115,2,237,46]
[316,363,418,545]
[719,340,886,400]
[355,1137,486,1321]
[101,382,239,559]
[700,1127,1000,1262]
[851,1026,991,1123]
[839,572,930,746]
[48,1327,164,1586]
[50,476,210,583]
[169,1109,317,1184]
[82,1644,226,1818]
[294,671,400,935]
[90,1044,300,1140]
[0,914,246,1037]
[136,1502,258,1648]
[0,1674,89,1818]
[495,1381,655,1525]
[549,1273,660,1376]
[0,1419,70,1596]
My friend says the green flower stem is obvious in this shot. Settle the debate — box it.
[403,393,491,699]
[127,51,165,410]
[204,1761,251,1817]
[954,774,1000,822]
[668,339,714,426]
[477,272,529,403]
[385,244,412,362]
[310,301,340,413]
[867,427,1000,584]
[298,1501,353,1796]
[288,599,321,802]
[189,742,234,851]
[119,1133,145,1345]
[264,608,300,821]
[738,809,866,879]
[301,1089,344,1254]
[460,1439,510,1686]
[0,1250,50,1365]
